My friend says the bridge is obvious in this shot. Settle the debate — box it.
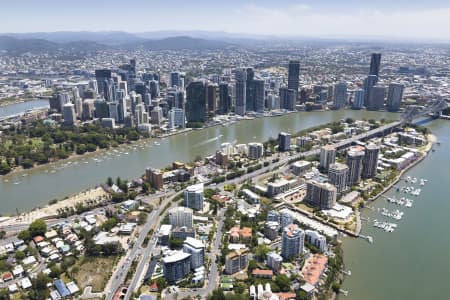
[400,99,448,123]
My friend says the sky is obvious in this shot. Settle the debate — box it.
[2,0,450,41]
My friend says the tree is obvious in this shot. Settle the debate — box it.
[18,230,31,241]
[29,272,51,299]
[107,177,113,187]
[28,219,47,237]
[15,251,26,260]
[254,245,270,262]
[275,274,291,292]
[138,212,148,225]
[0,162,11,175]
[208,289,226,300]
[21,158,34,169]
[169,237,184,249]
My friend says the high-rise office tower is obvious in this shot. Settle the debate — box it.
[150,106,163,125]
[207,84,218,115]
[346,146,365,186]
[94,99,109,119]
[168,108,185,129]
[363,75,378,107]
[352,89,365,110]
[367,85,386,110]
[320,145,336,170]
[281,224,304,259]
[279,87,296,111]
[305,180,337,209]
[362,144,380,179]
[278,132,291,152]
[333,82,347,109]
[149,80,160,98]
[253,79,265,113]
[369,53,382,77]
[235,69,247,116]
[218,83,231,114]
[62,103,76,125]
[287,60,300,93]
[118,96,127,123]
[95,69,112,98]
[108,102,119,121]
[186,81,207,123]
[245,68,255,111]
[328,163,349,194]
[386,83,404,111]
[184,183,204,211]
[171,72,182,88]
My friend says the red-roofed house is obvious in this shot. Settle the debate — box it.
[252,269,273,279]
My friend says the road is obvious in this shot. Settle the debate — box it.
[106,209,159,300]
[107,191,182,300]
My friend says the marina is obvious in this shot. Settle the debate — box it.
[343,120,450,300]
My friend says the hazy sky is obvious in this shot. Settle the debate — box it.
[2,0,450,40]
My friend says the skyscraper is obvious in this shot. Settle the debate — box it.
[346,146,365,186]
[328,163,349,194]
[362,144,380,179]
[183,237,205,270]
[235,69,247,116]
[281,224,305,259]
[169,207,193,228]
[333,82,347,109]
[218,83,231,114]
[171,72,182,88]
[352,89,365,110]
[367,85,386,110]
[163,252,191,282]
[186,81,207,123]
[305,180,337,209]
[184,183,204,211]
[279,87,296,111]
[387,83,404,111]
[253,79,265,113]
[287,60,300,93]
[369,53,382,77]
[278,132,291,152]
[168,108,185,129]
[245,68,255,112]
[320,145,336,170]
[363,75,378,107]
[62,103,76,125]
[280,212,293,230]
[207,83,217,115]
[95,69,112,98]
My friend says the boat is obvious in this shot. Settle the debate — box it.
[13,181,21,185]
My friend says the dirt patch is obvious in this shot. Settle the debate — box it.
[70,256,119,292]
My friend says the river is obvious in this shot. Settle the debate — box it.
[0,99,49,119]
[342,119,450,300]
[0,109,395,214]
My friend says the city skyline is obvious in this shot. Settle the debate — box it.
[1,0,450,41]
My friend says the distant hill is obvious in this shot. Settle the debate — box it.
[0,35,234,53]
[0,36,107,53]
[131,36,233,50]
[3,31,145,45]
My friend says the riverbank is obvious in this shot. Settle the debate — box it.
[0,186,108,226]
[366,134,435,203]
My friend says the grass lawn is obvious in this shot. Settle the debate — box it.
[70,256,119,292]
